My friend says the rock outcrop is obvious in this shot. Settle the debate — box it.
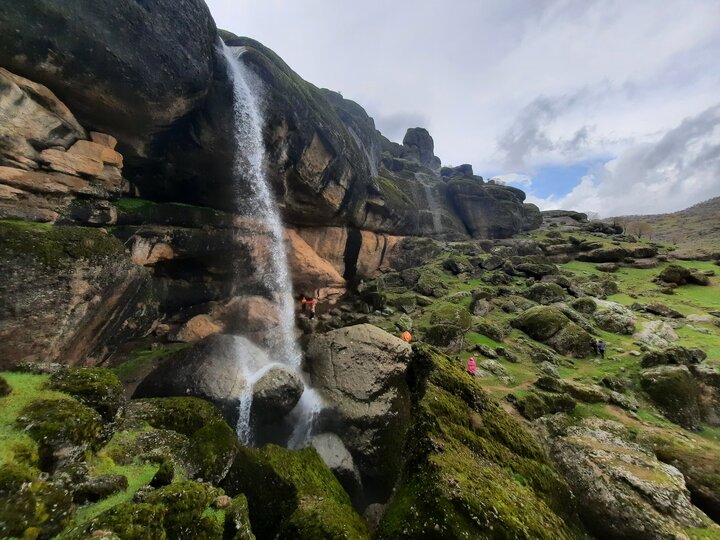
[304,324,412,500]
[537,416,707,539]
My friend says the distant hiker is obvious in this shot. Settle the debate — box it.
[590,338,599,355]
[598,339,606,359]
[401,331,412,343]
[467,356,477,377]
[307,297,319,320]
[300,295,308,314]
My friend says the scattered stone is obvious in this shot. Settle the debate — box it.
[538,361,560,378]
[641,346,707,368]
[508,391,576,420]
[213,495,232,509]
[656,264,710,286]
[251,366,304,422]
[472,343,498,359]
[523,282,565,305]
[74,474,128,503]
[478,359,515,384]
[595,263,619,273]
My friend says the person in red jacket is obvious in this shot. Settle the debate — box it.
[467,356,477,377]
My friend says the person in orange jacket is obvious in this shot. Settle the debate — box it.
[401,331,412,343]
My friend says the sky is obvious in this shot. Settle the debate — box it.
[205,0,720,217]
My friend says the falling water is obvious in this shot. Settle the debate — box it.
[423,183,443,234]
[221,43,323,446]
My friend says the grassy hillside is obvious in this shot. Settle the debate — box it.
[610,196,720,251]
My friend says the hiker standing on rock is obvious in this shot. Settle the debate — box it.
[598,339,606,359]
[308,297,318,320]
[590,337,599,356]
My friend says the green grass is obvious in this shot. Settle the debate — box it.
[73,457,159,524]
[0,372,73,467]
[114,197,156,211]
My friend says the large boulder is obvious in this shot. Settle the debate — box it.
[377,346,582,539]
[251,366,304,422]
[537,416,706,539]
[640,365,702,429]
[310,433,363,505]
[133,334,269,422]
[221,445,369,539]
[593,301,636,335]
[641,346,707,368]
[524,282,566,304]
[657,264,710,286]
[304,324,412,499]
[634,320,680,348]
[0,0,217,159]
[512,306,592,357]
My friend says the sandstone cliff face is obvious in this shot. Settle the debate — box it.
[0,2,542,368]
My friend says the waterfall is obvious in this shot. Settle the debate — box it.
[423,183,443,234]
[221,43,323,446]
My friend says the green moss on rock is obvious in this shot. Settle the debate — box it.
[0,462,74,539]
[512,306,568,341]
[640,366,702,429]
[67,501,167,540]
[133,397,225,437]
[224,494,255,540]
[221,444,368,539]
[0,221,124,268]
[145,481,223,540]
[48,368,125,420]
[16,398,103,470]
[377,345,582,538]
[569,297,597,315]
[511,391,577,420]
[186,420,239,483]
[429,304,472,330]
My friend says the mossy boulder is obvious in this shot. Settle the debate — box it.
[73,474,129,504]
[641,346,707,368]
[423,324,466,352]
[546,322,593,357]
[474,318,510,342]
[429,304,472,330]
[510,391,576,420]
[515,262,558,279]
[222,445,368,539]
[513,307,591,357]
[639,430,720,522]
[186,420,239,483]
[224,494,255,540]
[389,294,417,314]
[16,398,103,471]
[569,297,597,315]
[524,282,566,305]
[133,397,225,437]
[414,271,448,298]
[442,254,473,275]
[593,305,636,335]
[377,345,581,538]
[657,264,710,286]
[48,368,125,420]
[145,481,223,539]
[512,306,568,341]
[0,463,74,539]
[150,460,175,488]
[67,501,167,540]
[0,374,9,397]
[640,366,702,429]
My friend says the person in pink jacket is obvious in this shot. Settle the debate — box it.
[467,356,477,377]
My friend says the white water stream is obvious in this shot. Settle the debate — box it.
[222,43,323,447]
[423,183,443,234]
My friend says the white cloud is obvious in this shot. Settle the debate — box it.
[491,173,533,188]
[527,104,720,217]
[205,0,720,214]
